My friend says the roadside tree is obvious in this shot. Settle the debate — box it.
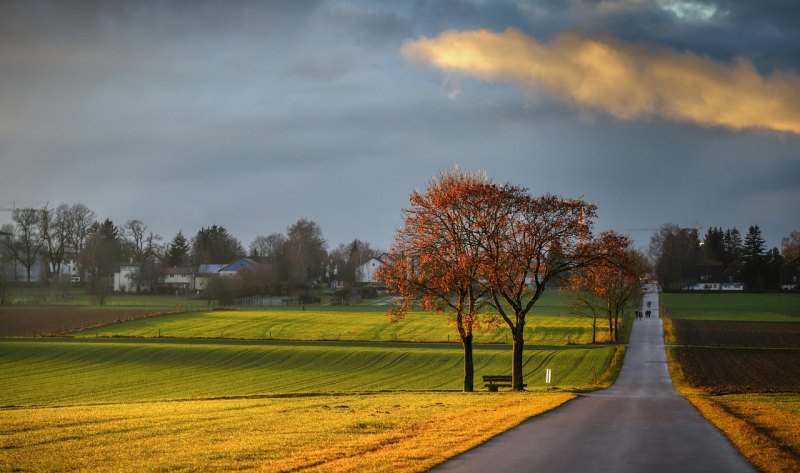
[564,235,643,343]
[378,169,500,392]
[482,193,616,391]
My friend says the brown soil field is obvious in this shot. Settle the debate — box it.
[672,320,800,394]
[673,320,800,348]
[0,306,168,337]
[675,347,800,394]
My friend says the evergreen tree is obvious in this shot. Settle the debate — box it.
[191,225,244,264]
[95,218,119,243]
[742,225,766,289]
[166,230,189,267]
[765,248,784,290]
[722,227,743,282]
[702,227,725,263]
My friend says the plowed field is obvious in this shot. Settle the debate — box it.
[673,320,800,348]
[675,347,800,394]
[0,306,166,337]
[672,319,800,394]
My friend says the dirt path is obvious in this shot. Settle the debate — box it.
[431,284,755,473]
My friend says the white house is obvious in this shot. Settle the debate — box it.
[162,266,195,292]
[113,263,141,293]
[356,254,387,286]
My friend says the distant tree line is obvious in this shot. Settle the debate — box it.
[0,203,382,303]
[649,223,795,291]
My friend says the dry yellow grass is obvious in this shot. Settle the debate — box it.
[676,393,800,473]
[0,391,573,472]
[663,319,800,473]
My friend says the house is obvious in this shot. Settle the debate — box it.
[356,254,387,286]
[49,253,80,283]
[162,266,195,292]
[680,264,743,291]
[781,257,800,291]
[194,264,226,291]
[113,263,141,293]
[218,258,262,276]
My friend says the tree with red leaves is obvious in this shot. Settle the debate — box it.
[564,233,644,344]
[377,168,501,392]
[481,193,625,391]
[381,169,623,392]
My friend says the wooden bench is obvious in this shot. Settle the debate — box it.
[483,375,527,392]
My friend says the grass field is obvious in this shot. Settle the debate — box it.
[0,338,615,406]
[0,391,573,473]
[660,292,800,321]
[663,292,800,472]
[0,290,620,471]
[71,307,607,344]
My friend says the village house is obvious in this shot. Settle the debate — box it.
[681,264,744,291]
[355,254,387,286]
[162,266,195,293]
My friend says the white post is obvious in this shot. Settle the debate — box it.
[546,368,552,391]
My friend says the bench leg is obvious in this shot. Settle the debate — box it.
[487,385,499,392]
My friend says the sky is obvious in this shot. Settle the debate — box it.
[1,0,799,253]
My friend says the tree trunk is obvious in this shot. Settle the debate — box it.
[592,317,597,344]
[512,316,526,391]
[614,311,620,343]
[462,333,474,392]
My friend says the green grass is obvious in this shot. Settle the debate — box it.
[660,293,800,321]
[71,295,604,345]
[0,338,615,406]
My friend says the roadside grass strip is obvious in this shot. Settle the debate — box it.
[0,391,574,473]
[0,339,616,406]
[663,314,800,472]
[673,391,800,473]
[72,309,606,345]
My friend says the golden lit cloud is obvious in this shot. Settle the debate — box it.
[402,28,800,135]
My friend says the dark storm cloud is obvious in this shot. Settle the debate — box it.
[0,0,798,251]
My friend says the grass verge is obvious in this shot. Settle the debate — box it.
[664,319,800,473]
[0,391,573,472]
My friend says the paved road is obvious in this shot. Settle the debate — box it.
[431,284,755,473]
